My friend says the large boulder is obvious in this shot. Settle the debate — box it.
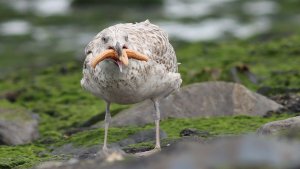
[110,82,282,127]
[0,105,39,145]
[257,116,300,136]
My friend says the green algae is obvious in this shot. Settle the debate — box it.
[124,114,293,150]
[57,114,293,149]
[65,127,143,147]
[157,114,293,138]
[0,144,56,169]
[177,35,300,90]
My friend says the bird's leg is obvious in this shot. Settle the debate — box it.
[153,99,161,150]
[103,101,111,151]
[134,99,161,157]
[99,102,126,160]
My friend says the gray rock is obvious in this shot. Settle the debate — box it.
[118,129,167,147]
[110,82,282,127]
[269,94,300,113]
[0,107,39,145]
[179,128,210,137]
[257,116,300,136]
[51,144,100,160]
[35,135,300,169]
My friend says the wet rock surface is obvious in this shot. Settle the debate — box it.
[36,135,300,169]
[179,128,210,137]
[0,107,39,145]
[52,144,100,160]
[270,93,300,113]
[37,147,128,169]
[110,82,282,127]
[118,129,167,147]
[52,129,167,159]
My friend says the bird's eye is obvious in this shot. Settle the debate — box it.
[86,50,92,55]
[124,35,128,42]
[102,36,109,43]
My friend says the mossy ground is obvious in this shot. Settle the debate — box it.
[0,114,294,169]
[176,35,300,89]
[0,145,57,169]
[1,34,300,168]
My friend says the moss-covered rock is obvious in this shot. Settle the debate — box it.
[257,116,300,138]
[176,35,300,90]
[0,101,39,145]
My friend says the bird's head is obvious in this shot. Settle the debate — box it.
[100,29,129,59]
[86,27,149,72]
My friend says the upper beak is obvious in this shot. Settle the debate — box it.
[115,42,122,57]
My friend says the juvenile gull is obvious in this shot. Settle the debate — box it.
[81,20,182,156]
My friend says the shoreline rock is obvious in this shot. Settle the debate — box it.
[257,116,300,137]
[0,107,39,145]
[109,82,282,127]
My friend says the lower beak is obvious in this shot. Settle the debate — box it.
[116,60,123,72]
